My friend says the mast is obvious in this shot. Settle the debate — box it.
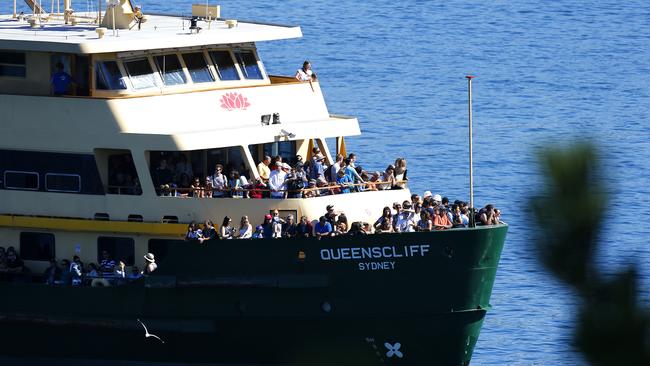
[466,75,475,227]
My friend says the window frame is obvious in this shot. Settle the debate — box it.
[153,53,188,87]
[45,173,81,193]
[19,232,55,262]
[0,51,27,78]
[94,60,128,91]
[233,49,265,80]
[3,170,39,190]
[97,236,136,266]
[123,57,161,90]
[182,51,215,84]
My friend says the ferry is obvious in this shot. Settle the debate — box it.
[0,1,508,365]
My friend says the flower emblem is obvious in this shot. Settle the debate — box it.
[385,342,403,358]
[220,92,251,111]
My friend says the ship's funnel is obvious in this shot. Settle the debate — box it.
[100,0,135,29]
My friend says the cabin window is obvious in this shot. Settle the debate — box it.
[234,51,263,80]
[107,152,141,195]
[182,52,214,83]
[249,141,297,166]
[20,232,55,261]
[97,237,135,266]
[0,150,104,194]
[0,51,26,77]
[154,54,187,86]
[95,61,127,90]
[208,50,240,80]
[4,171,39,190]
[45,173,81,193]
[124,58,158,90]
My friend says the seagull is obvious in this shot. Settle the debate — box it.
[137,319,165,344]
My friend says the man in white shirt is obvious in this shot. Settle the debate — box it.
[268,162,289,198]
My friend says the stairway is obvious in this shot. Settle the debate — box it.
[23,0,46,14]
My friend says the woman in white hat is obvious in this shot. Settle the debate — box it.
[143,253,157,275]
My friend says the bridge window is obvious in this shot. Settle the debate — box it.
[183,52,214,83]
[154,54,187,86]
[0,51,26,77]
[20,232,55,261]
[124,58,158,90]
[95,61,127,90]
[209,50,240,81]
[234,50,263,80]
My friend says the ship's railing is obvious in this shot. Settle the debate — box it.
[107,180,408,198]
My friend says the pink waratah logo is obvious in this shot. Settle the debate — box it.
[220,92,251,111]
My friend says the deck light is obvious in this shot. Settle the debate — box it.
[272,113,281,124]
[261,114,271,125]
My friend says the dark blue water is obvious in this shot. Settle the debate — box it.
[6,1,650,364]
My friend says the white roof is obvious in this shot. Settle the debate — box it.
[0,13,302,54]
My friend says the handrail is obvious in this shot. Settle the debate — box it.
[104,180,409,197]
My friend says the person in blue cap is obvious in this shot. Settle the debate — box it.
[50,62,75,96]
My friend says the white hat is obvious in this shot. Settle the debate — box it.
[423,191,432,198]
[144,253,155,262]
[432,194,442,202]
[282,163,291,170]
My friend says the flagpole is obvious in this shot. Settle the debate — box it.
[466,75,475,227]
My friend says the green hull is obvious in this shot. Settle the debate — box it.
[0,225,507,365]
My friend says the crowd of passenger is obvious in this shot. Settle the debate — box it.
[0,246,157,287]
[185,194,501,241]
[152,148,409,198]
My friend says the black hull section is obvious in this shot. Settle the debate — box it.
[0,226,507,365]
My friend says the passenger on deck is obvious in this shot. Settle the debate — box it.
[191,177,204,198]
[282,214,298,238]
[417,210,433,232]
[219,217,235,239]
[252,225,265,239]
[257,156,271,182]
[381,165,396,190]
[335,213,349,234]
[210,164,228,198]
[59,260,72,285]
[314,216,333,239]
[367,171,382,191]
[395,201,417,233]
[329,154,344,182]
[393,158,408,189]
[249,178,267,199]
[229,170,244,198]
[202,220,217,241]
[153,159,174,194]
[44,258,61,285]
[261,214,274,238]
[324,205,337,227]
[476,204,495,225]
[115,261,127,278]
[391,202,402,231]
[87,263,100,277]
[451,204,467,228]
[433,207,453,230]
[373,206,393,233]
[309,148,326,181]
[238,216,252,239]
[268,162,289,199]
[128,266,143,280]
[50,62,75,96]
[133,5,144,30]
[286,163,307,198]
[70,256,83,286]
[348,222,367,236]
[296,216,313,238]
[336,168,354,193]
[295,60,316,81]
[143,253,157,275]
[99,251,116,274]
[203,178,213,198]
[303,179,318,198]
[185,221,203,242]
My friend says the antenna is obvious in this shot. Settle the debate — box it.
[466,75,475,227]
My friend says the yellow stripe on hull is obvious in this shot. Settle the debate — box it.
[0,215,186,237]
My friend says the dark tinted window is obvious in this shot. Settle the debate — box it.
[0,51,26,77]
[234,51,263,80]
[148,239,184,264]
[20,232,55,261]
[95,61,127,90]
[4,171,39,190]
[45,173,81,192]
[154,54,186,86]
[0,150,103,194]
[124,58,158,90]
[183,52,214,83]
[97,237,135,266]
[209,51,240,80]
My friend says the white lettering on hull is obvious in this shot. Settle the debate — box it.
[320,245,430,271]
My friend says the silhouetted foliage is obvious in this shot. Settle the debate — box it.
[532,142,650,366]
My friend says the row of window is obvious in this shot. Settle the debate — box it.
[19,231,180,265]
[0,150,104,194]
[96,49,264,91]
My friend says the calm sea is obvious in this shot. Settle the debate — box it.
[5,1,650,365]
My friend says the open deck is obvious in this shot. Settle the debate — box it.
[0,12,302,53]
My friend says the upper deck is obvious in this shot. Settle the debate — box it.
[0,13,302,54]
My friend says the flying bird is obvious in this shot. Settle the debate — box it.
[137,319,165,344]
